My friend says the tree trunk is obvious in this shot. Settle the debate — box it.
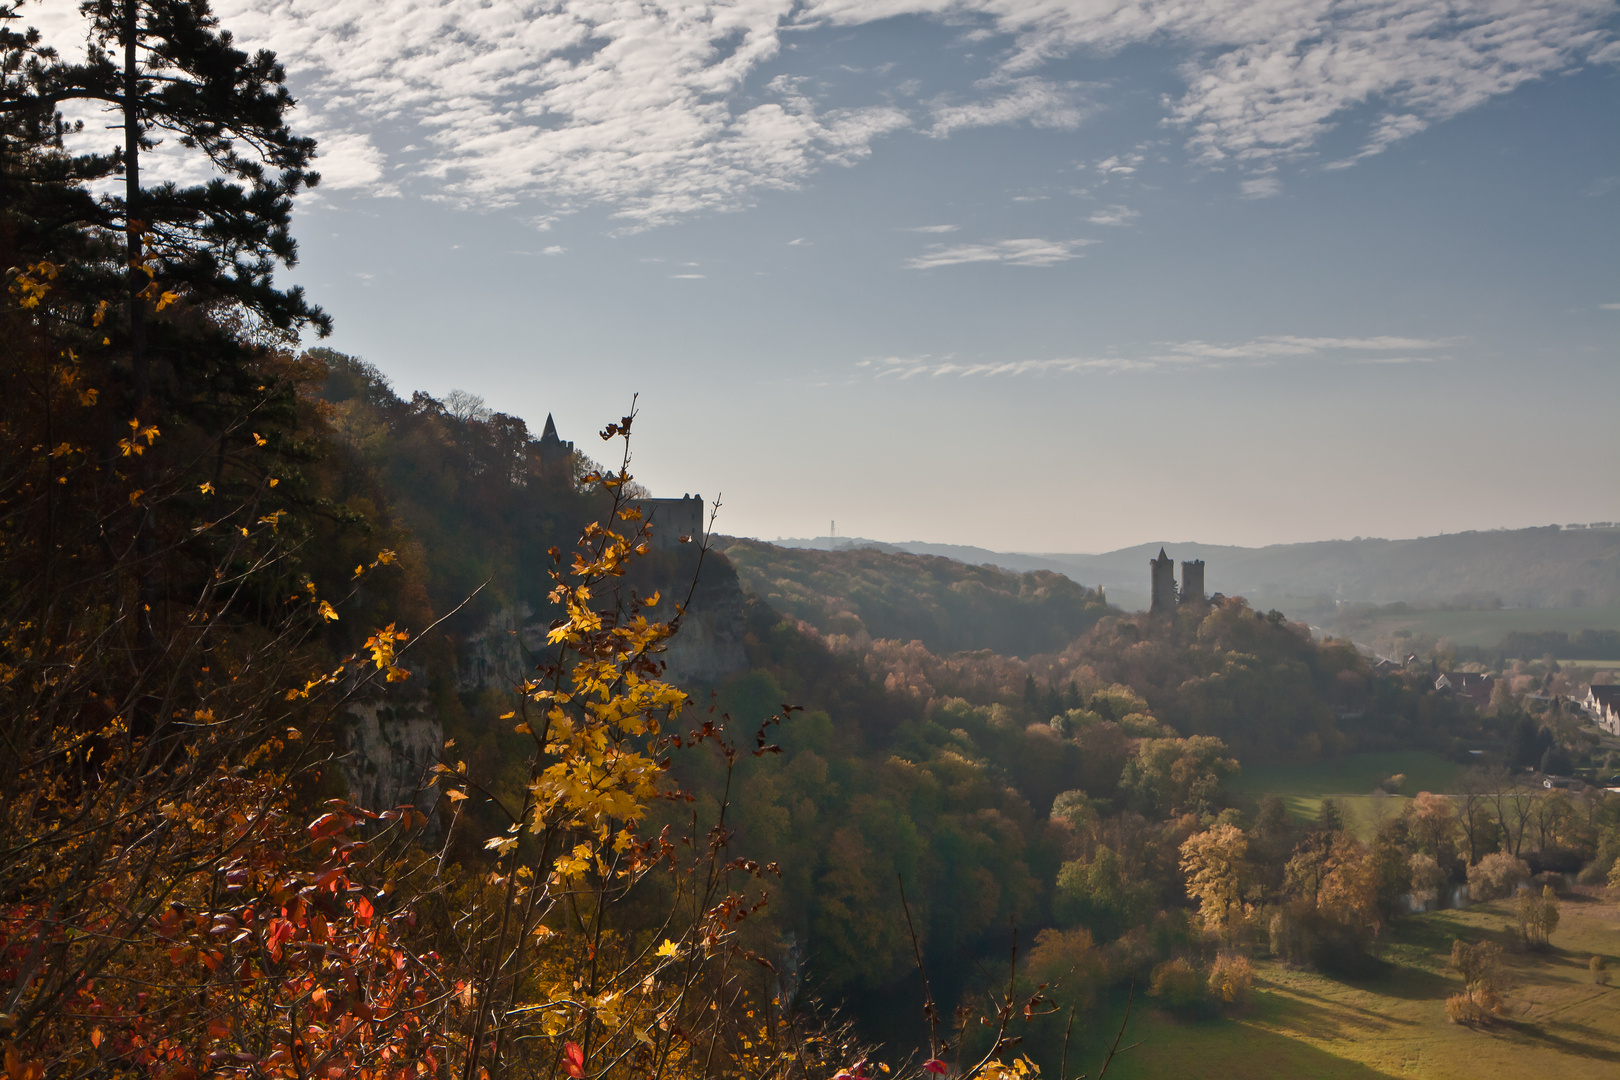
[123,0,146,406]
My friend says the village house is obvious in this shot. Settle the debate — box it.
[1434,670,1494,709]
[1582,683,1620,736]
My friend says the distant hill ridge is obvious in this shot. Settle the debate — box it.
[768,526,1620,610]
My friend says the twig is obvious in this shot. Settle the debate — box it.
[1090,982,1140,1080]
[1058,1006,1075,1080]
[897,875,941,1060]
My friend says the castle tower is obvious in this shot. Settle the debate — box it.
[631,494,705,551]
[536,413,574,483]
[1180,560,1205,605]
[1149,548,1177,614]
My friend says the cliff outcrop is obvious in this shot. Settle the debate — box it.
[455,548,751,693]
[339,681,444,821]
[342,547,750,815]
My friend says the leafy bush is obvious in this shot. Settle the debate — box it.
[1148,959,1208,1015]
[1447,940,1508,1027]
[1467,852,1530,901]
[1515,885,1561,949]
[1207,954,1254,1008]
[1409,853,1447,906]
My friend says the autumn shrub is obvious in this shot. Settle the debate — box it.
[1025,928,1105,1012]
[1446,940,1508,1027]
[1101,926,1159,986]
[1206,953,1254,1008]
[1408,852,1447,908]
[1147,958,1209,1016]
[1515,885,1561,949]
[1467,852,1530,901]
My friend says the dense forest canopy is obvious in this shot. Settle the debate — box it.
[720,538,1110,657]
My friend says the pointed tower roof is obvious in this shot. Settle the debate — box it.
[541,413,559,442]
[1155,547,1170,562]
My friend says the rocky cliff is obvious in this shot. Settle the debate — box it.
[455,549,751,692]
[342,548,750,815]
[339,682,443,821]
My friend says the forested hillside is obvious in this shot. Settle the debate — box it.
[783,525,1620,611]
[720,538,1110,657]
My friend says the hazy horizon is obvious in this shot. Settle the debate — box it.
[26,0,1620,551]
[756,521,1620,559]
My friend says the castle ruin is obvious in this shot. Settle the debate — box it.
[536,413,574,483]
[543,418,705,551]
[630,494,706,551]
[1149,549,1207,613]
[1181,559,1205,605]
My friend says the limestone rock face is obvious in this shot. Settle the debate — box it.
[456,552,751,693]
[659,557,748,685]
[338,550,749,827]
[340,687,443,822]
[458,602,541,693]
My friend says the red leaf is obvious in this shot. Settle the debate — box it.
[563,1041,585,1078]
[924,1061,948,1075]
[308,812,351,839]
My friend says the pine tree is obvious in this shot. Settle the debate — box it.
[0,6,108,259]
[4,0,329,407]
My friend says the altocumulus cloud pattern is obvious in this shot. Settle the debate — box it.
[40,0,1618,226]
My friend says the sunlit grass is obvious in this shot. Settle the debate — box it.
[1084,893,1620,1080]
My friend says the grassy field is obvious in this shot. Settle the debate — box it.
[1333,606,1620,649]
[1076,892,1620,1080]
[1228,751,1459,834]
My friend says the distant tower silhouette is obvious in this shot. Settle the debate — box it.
[1149,548,1177,614]
[536,413,574,483]
[1180,560,1205,605]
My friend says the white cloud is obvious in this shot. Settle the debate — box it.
[861,332,1455,379]
[1089,154,1144,177]
[27,0,1611,223]
[1240,176,1281,199]
[670,273,707,279]
[905,238,1095,269]
[870,355,1154,378]
[1159,335,1453,362]
[902,224,960,233]
[1601,302,1620,310]
[1087,205,1139,226]
[808,0,1614,188]
[928,75,1090,137]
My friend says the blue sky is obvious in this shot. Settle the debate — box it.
[32,0,1620,551]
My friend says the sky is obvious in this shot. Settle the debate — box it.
[27,0,1620,553]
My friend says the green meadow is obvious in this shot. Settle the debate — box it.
[1338,606,1620,649]
[1078,892,1620,1080]
[1229,751,1461,834]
